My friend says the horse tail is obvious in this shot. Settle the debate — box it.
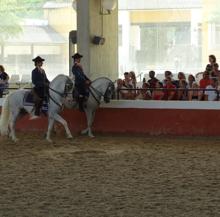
[0,95,10,135]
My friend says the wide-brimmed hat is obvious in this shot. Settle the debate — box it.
[72,53,83,59]
[32,56,45,62]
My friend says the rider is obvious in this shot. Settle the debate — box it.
[30,56,50,120]
[71,53,91,112]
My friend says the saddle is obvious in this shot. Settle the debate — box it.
[23,91,48,112]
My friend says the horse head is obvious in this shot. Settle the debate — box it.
[103,81,115,103]
[49,75,74,108]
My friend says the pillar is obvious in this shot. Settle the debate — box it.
[77,0,118,80]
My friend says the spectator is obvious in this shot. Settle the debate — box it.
[136,82,151,100]
[187,74,196,88]
[129,71,137,89]
[0,65,9,97]
[188,82,199,101]
[206,54,217,73]
[211,63,220,77]
[163,76,176,100]
[177,79,187,100]
[129,71,137,98]
[196,54,217,78]
[123,72,133,88]
[116,78,131,99]
[198,71,212,100]
[162,70,173,86]
[148,70,159,90]
[204,78,218,101]
[152,81,164,100]
[174,72,187,88]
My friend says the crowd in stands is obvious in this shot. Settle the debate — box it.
[116,55,220,101]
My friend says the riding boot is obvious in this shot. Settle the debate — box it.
[78,96,84,112]
[34,98,43,116]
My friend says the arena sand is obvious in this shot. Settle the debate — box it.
[0,133,220,217]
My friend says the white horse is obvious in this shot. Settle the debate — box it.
[0,74,74,142]
[77,77,115,137]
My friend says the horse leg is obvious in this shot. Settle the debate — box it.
[53,113,73,139]
[46,117,55,143]
[85,109,95,138]
[9,110,20,142]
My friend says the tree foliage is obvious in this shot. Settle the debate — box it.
[0,0,47,41]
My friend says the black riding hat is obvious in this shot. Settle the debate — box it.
[72,53,83,59]
[32,56,45,62]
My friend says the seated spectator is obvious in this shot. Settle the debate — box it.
[198,71,212,100]
[129,71,137,97]
[152,81,164,100]
[177,79,187,100]
[162,70,174,86]
[204,78,218,101]
[129,71,137,89]
[174,71,187,88]
[116,79,130,99]
[136,82,151,100]
[148,70,159,90]
[0,65,9,97]
[188,82,199,101]
[211,63,220,78]
[123,72,133,88]
[163,76,176,100]
[187,74,196,88]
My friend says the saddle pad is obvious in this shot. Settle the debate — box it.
[23,91,48,112]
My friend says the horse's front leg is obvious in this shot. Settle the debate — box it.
[85,109,95,138]
[46,116,55,143]
[53,113,73,139]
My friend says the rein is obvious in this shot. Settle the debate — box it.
[89,86,103,105]
[48,79,73,108]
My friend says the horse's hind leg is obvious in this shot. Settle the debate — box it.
[9,109,20,142]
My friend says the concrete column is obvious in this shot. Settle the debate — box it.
[77,0,118,80]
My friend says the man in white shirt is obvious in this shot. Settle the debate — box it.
[204,78,218,101]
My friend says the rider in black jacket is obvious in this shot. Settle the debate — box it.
[31,56,50,119]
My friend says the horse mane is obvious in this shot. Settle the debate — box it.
[50,74,68,85]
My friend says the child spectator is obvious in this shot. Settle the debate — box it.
[162,70,174,86]
[152,81,164,100]
[204,78,218,101]
[163,76,176,100]
[198,71,212,100]
[123,72,133,88]
[136,82,151,100]
[188,82,199,101]
[116,79,131,99]
[187,74,196,88]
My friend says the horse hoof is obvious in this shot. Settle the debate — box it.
[67,136,73,140]
[13,138,19,143]
[46,138,53,143]
[81,129,88,135]
[89,134,95,138]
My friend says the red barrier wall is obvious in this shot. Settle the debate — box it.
[15,108,220,136]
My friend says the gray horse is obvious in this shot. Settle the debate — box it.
[78,77,115,137]
[0,74,74,142]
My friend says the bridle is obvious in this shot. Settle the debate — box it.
[48,78,73,108]
[89,81,114,105]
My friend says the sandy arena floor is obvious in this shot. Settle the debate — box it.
[1,133,220,217]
